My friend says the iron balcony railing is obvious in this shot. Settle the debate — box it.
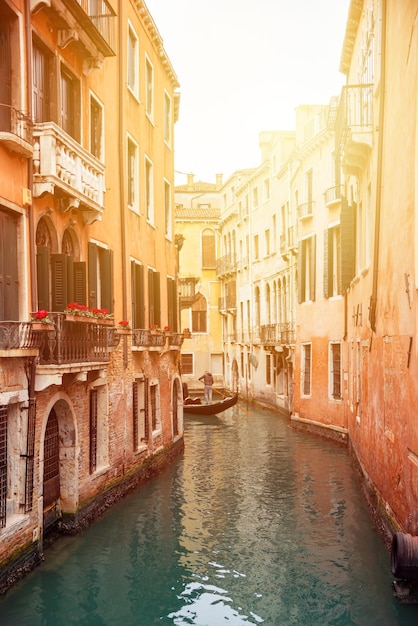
[335,83,373,159]
[0,322,38,351]
[260,322,296,345]
[70,0,116,55]
[132,329,167,350]
[216,253,237,277]
[0,104,33,153]
[34,313,115,364]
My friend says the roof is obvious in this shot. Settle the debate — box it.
[175,206,220,220]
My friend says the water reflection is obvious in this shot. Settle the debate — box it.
[1,403,418,625]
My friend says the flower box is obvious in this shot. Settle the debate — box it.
[65,314,94,323]
[117,328,131,335]
[31,322,55,331]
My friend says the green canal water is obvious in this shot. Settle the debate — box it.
[1,402,417,625]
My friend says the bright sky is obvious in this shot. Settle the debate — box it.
[145,0,351,185]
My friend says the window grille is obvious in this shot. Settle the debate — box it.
[0,407,7,528]
[90,389,98,474]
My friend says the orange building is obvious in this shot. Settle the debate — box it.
[0,0,183,592]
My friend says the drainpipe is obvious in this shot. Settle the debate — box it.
[118,0,128,368]
[25,1,36,312]
[369,0,387,332]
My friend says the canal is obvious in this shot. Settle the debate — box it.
[1,401,417,625]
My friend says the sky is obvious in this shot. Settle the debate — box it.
[145,0,351,185]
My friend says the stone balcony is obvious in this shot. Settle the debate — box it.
[32,122,105,223]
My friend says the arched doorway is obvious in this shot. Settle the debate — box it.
[43,408,60,529]
[42,399,78,531]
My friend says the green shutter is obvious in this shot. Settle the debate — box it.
[73,262,86,305]
[0,211,19,320]
[51,254,68,311]
[88,242,98,309]
[310,234,316,302]
[298,240,305,303]
[36,246,50,313]
[323,229,331,299]
[154,272,161,326]
[100,249,113,313]
[148,268,154,326]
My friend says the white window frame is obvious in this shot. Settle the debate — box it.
[301,342,312,397]
[145,55,154,120]
[164,178,172,238]
[329,341,342,400]
[145,155,154,224]
[89,91,104,161]
[127,134,139,214]
[164,90,172,146]
[127,22,139,99]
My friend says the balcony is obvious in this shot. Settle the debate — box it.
[179,277,200,309]
[0,322,38,355]
[260,322,296,346]
[33,122,105,223]
[335,84,373,172]
[324,185,344,207]
[297,201,314,220]
[216,253,237,277]
[0,104,33,157]
[168,333,185,350]
[36,0,116,65]
[132,330,167,351]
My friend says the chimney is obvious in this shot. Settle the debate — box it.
[187,173,194,189]
[216,173,223,188]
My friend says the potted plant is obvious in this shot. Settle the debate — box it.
[163,325,172,336]
[183,327,192,338]
[64,302,92,322]
[31,310,54,331]
[91,307,114,326]
[150,324,161,335]
[117,320,131,335]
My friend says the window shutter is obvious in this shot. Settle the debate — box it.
[167,277,178,331]
[340,197,356,291]
[73,262,86,305]
[298,240,305,303]
[51,254,68,311]
[154,271,161,327]
[66,255,74,305]
[0,211,19,319]
[101,249,113,313]
[36,245,50,313]
[310,234,316,302]
[88,242,98,309]
[323,229,331,298]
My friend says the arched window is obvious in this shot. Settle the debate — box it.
[201,229,216,269]
[192,293,207,333]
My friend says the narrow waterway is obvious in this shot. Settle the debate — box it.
[1,401,417,625]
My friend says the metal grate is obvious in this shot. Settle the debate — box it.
[0,407,7,528]
[24,400,36,513]
[132,382,138,450]
[90,389,98,474]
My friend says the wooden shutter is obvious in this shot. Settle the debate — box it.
[100,249,113,313]
[131,262,144,329]
[73,262,86,305]
[88,242,98,309]
[0,210,18,319]
[51,254,67,311]
[167,277,178,331]
[298,240,305,303]
[148,268,154,326]
[0,15,11,132]
[323,228,329,299]
[340,197,356,291]
[310,235,316,302]
[66,255,74,305]
[154,271,161,326]
[36,245,50,312]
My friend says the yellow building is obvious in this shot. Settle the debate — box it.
[0,0,183,592]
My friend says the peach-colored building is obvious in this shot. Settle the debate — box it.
[0,0,183,591]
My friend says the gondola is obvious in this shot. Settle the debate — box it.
[183,392,238,416]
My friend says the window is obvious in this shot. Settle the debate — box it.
[148,268,161,327]
[89,386,109,474]
[302,343,312,396]
[88,242,114,312]
[0,208,18,321]
[127,136,139,212]
[329,342,342,399]
[254,234,259,260]
[145,56,154,119]
[150,383,160,432]
[192,294,207,333]
[201,229,216,268]
[0,403,27,527]
[164,180,172,237]
[167,276,177,331]
[90,94,103,160]
[264,178,270,200]
[266,354,272,385]
[33,42,52,123]
[298,235,316,303]
[324,225,341,298]
[127,24,139,96]
[164,92,171,145]
[253,187,258,208]
[145,157,154,223]
[131,260,144,329]
[181,354,193,375]
[265,229,270,256]
[133,378,147,449]
[60,65,80,141]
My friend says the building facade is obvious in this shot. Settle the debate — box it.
[0,0,184,592]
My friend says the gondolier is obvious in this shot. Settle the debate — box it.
[199,371,214,404]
